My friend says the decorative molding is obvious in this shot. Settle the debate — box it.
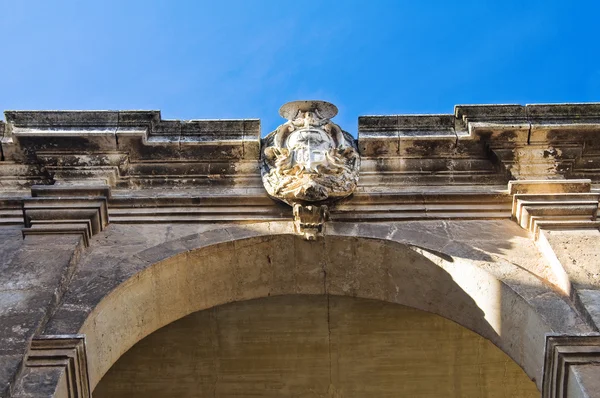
[30,190,508,225]
[22,185,110,247]
[459,104,600,181]
[358,103,600,184]
[0,197,26,226]
[508,180,593,195]
[332,190,512,221]
[543,335,600,398]
[512,193,599,237]
[3,104,600,191]
[0,189,516,227]
[509,180,600,238]
[1,110,261,189]
[25,334,91,398]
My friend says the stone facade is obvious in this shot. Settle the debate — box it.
[1,102,600,397]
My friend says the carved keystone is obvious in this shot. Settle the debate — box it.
[509,180,600,238]
[293,204,328,240]
[543,335,600,398]
[23,335,91,398]
[22,185,110,247]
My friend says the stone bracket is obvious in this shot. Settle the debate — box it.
[543,334,600,398]
[22,185,110,247]
[509,180,600,239]
[293,204,329,240]
[25,335,91,398]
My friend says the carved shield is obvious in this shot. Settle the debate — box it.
[261,101,360,205]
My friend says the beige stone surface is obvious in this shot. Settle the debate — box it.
[0,230,83,397]
[3,104,600,397]
[542,229,600,289]
[94,295,538,398]
[539,228,600,329]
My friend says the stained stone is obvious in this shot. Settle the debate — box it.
[1,102,600,397]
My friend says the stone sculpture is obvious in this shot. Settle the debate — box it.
[261,101,360,239]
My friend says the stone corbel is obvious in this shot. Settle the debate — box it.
[19,335,91,398]
[293,204,329,240]
[509,180,600,239]
[22,185,110,247]
[543,335,600,398]
[510,179,600,313]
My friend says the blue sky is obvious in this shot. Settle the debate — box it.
[1,0,599,134]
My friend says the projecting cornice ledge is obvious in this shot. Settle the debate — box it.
[543,335,600,398]
[509,179,600,238]
[3,110,260,147]
[3,103,600,190]
[22,185,110,247]
[1,110,261,189]
[358,103,600,183]
[0,109,260,190]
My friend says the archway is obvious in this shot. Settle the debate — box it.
[49,223,592,394]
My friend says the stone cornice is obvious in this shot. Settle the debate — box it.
[3,110,258,144]
[0,188,514,228]
[22,185,110,246]
[509,180,600,238]
[359,103,600,148]
[359,103,600,183]
[0,103,600,205]
[1,110,261,190]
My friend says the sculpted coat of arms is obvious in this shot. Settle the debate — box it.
[261,101,360,238]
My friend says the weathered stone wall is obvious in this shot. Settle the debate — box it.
[2,103,600,397]
[0,230,82,397]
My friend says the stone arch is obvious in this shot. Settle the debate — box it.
[40,221,595,394]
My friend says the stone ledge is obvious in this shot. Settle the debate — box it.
[509,180,592,195]
[358,103,600,181]
[0,187,518,227]
[359,114,456,136]
[22,186,110,247]
[509,180,600,238]
[21,335,91,398]
[2,111,261,167]
[106,191,513,224]
[512,193,599,236]
[4,111,260,141]
[360,103,600,139]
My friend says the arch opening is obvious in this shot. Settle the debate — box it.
[70,228,588,393]
[94,295,539,397]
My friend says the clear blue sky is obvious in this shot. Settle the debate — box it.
[1,0,599,134]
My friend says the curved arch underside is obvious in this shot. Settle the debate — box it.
[94,295,540,398]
